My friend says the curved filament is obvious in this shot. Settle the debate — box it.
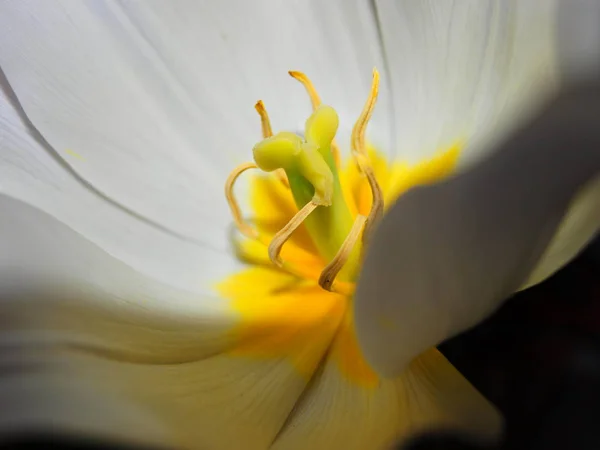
[319,215,367,291]
[349,68,384,243]
[289,71,321,109]
[354,153,383,244]
[268,201,319,267]
[351,68,380,157]
[225,162,259,238]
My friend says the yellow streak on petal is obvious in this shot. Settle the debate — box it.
[330,309,379,388]
[217,267,345,378]
[340,144,461,217]
[65,149,83,159]
[339,145,388,217]
[386,143,462,205]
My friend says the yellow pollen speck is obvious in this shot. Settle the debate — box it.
[65,149,83,159]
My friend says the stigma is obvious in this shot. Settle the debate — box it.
[225,69,383,294]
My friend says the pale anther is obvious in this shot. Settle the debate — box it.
[289,70,341,166]
[254,100,288,186]
[268,201,319,267]
[319,215,367,291]
[289,71,321,110]
[225,162,259,239]
[255,100,273,138]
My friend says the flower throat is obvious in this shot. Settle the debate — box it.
[225,70,383,294]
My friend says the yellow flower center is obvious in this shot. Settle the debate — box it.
[218,69,461,386]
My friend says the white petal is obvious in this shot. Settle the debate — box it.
[68,353,315,449]
[0,82,239,292]
[523,176,600,289]
[0,371,170,447]
[0,0,392,244]
[517,0,600,293]
[0,195,318,449]
[374,0,559,164]
[556,0,600,82]
[375,0,599,292]
[272,349,501,450]
[0,194,237,349]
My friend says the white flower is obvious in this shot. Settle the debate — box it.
[0,1,598,449]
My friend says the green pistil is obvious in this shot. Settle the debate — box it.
[253,106,360,280]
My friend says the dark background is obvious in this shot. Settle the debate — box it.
[416,234,600,450]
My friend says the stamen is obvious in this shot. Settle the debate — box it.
[348,68,384,244]
[319,215,367,291]
[284,261,355,296]
[233,229,355,295]
[254,100,273,138]
[354,153,383,244]
[268,201,319,267]
[351,68,380,156]
[289,70,341,166]
[226,68,388,294]
[225,162,259,239]
[254,100,289,187]
[289,71,321,110]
